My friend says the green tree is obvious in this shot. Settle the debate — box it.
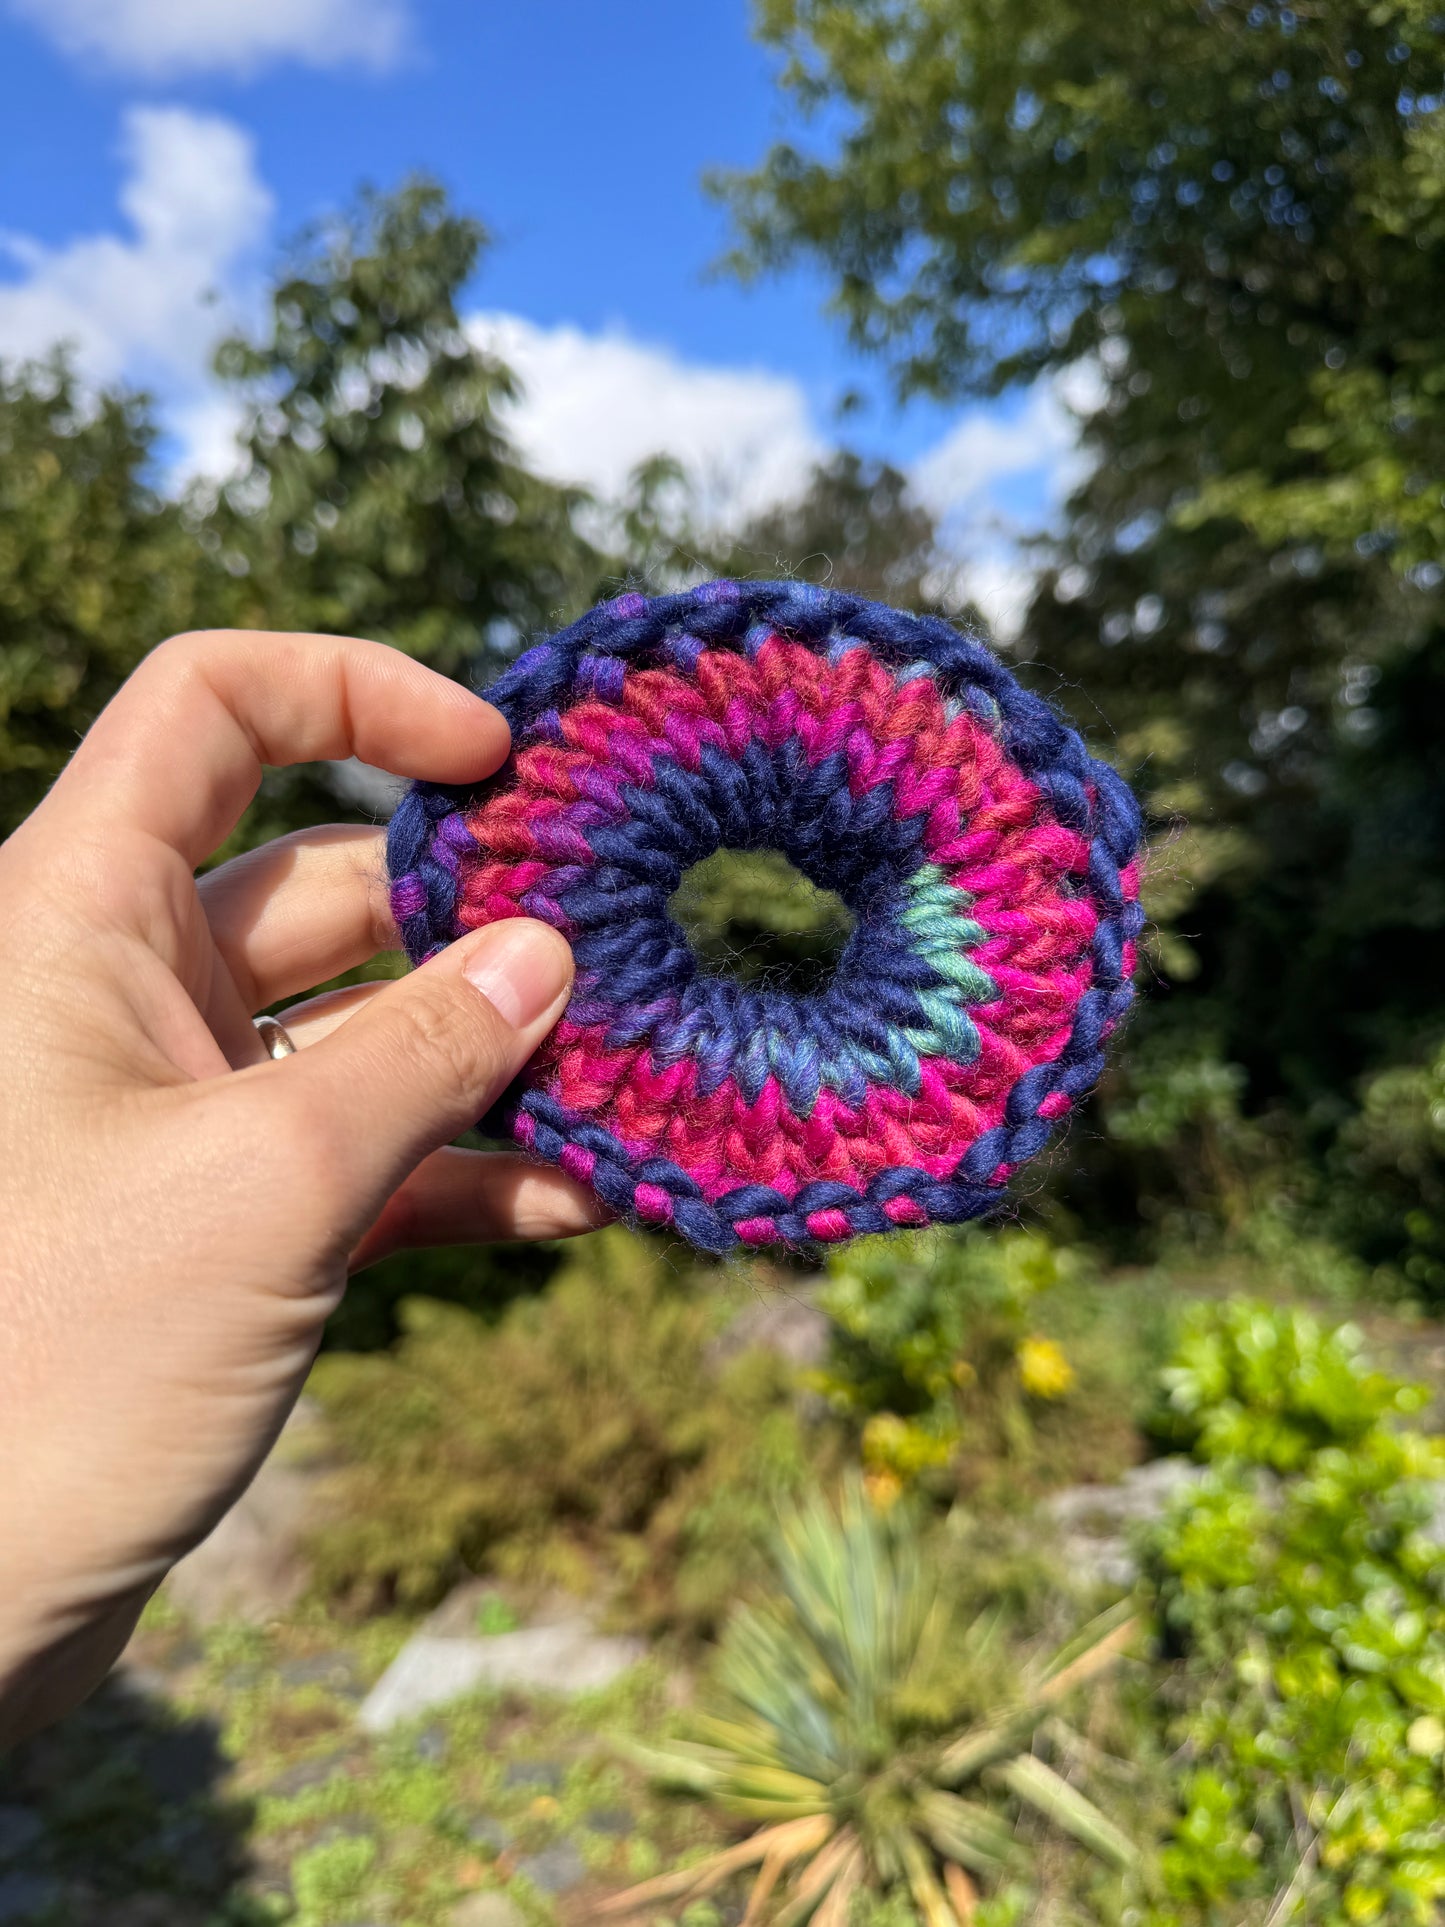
[723,0,1445,830]
[0,357,217,836]
[211,178,599,676]
[725,0,1445,535]
[721,448,954,609]
[723,0,1445,1252]
[0,181,607,857]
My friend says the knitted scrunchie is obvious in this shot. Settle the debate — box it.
[387,581,1143,1253]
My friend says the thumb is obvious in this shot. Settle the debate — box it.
[277,917,574,1226]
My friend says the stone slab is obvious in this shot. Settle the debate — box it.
[358,1620,644,1733]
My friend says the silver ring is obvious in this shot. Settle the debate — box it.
[253,1014,297,1060]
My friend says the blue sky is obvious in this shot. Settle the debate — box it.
[0,0,1084,630]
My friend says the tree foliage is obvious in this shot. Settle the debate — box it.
[211,179,599,676]
[725,0,1445,1264]
[0,360,219,835]
[720,448,951,609]
[0,180,603,852]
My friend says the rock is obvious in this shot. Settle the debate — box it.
[1046,1456,1206,1530]
[0,1871,63,1924]
[464,1816,515,1855]
[502,1760,563,1792]
[423,1580,509,1638]
[276,1651,366,1699]
[151,1810,232,1889]
[216,1664,266,1693]
[164,1398,330,1626]
[426,1580,576,1638]
[1043,1457,1210,1589]
[265,1749,355,1798]
[115,1639,203,1702]
[709,1288,830,1372]
[414,1724,448,1763]
[325,758,407,816]
[583,1807,633,1837]
[0,1811,42,1866]
[452,1893,527,1927]
[358,1613,645,1733]
[113,1664,177,1703]
[516,1841,587,1893]
[240,1868,292,1910]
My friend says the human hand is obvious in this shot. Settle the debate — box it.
[0,629,596,1742]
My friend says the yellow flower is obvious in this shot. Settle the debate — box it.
[1017,1335,1076,1400]
[861,1412,910,1472]
[861,1412,956,1478]
[863,1468,904,1511]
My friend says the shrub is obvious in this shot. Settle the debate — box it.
[306,1228,822,1633]
[1143,1296,1426,1471]
[1144,1300,1445,1924]
[1329,1038,1445,1302]
[608,1482,1141,1926]
[813,1228,1155,1502]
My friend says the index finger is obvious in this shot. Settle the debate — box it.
[44,629,509,866]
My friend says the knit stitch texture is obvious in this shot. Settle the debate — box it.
[387,580,1144,1253]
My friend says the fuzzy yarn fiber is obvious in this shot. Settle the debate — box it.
[387,581,1143,1254]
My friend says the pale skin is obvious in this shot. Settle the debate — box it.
[0,628,601,1745]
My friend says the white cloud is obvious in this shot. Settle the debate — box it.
[168,388,251,482]
[3,0,407,77]
[0,107,269,471]
[910,369,1097,530]
[470,313,828,531]
[910,366,1100,639]
[467,312,1098,639]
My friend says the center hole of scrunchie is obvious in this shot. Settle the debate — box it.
[668,849,856,995]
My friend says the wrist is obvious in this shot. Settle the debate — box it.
[0,1572,156,1747]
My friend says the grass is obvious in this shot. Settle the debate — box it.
[1,1602,732,1926]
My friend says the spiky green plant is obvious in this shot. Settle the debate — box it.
[604,1483,1138,1925]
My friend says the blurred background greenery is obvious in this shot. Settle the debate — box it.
[5,4,1445,1924]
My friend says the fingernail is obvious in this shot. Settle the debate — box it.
[463,920,572,1030]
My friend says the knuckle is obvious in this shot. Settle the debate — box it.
[132,631,240,711]
[150,629,241,672]
[390,983,502,1114]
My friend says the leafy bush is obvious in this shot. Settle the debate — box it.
[1330,1038,1445,1302]
[1144,1296,1426,1472]
[610,1482,1141,1926]
[307,1228,823,1633]
[813,1229,1155,1502]
[1144,1300,1445,1924]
